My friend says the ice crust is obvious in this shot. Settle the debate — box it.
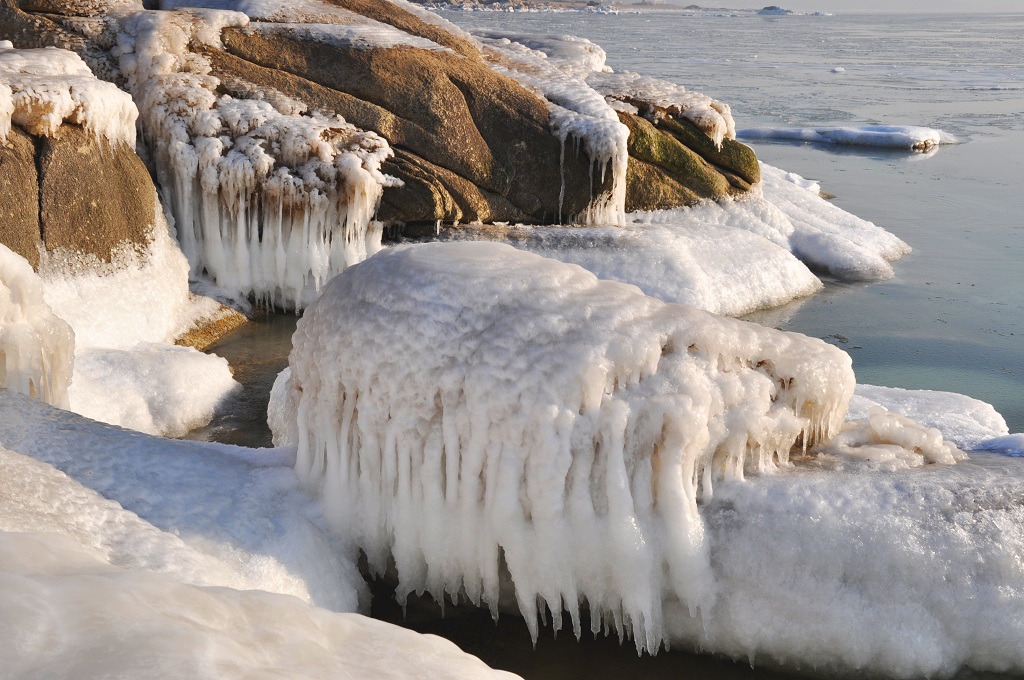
[113,9,397,309]
[0,46,137,146]
[738,125,958,150]
[0,246,74,409]
[0,393,515,679]
[273,242,870,651]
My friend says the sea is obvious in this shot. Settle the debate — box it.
[193,9,1024,679]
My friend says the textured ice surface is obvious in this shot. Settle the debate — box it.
[0,46,137,146]
[113,9,396,309]
[738,125,957,150]
[0,246,74,409]
[271,242,958,653]
[0,394,514,679]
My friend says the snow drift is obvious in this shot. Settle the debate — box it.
[271,242,958,654]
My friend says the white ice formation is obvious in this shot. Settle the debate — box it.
[0,245,74,409]
[112,8,397,309]
[271,242,962,653]
[738,124,958,150]
[0,45,137,146]
[0,392,515,680]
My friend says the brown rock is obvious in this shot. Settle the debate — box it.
[0,126,42,268]
[323,0,480,59]
[658,116,761,187]
[216,26,608,225]
[38,124,155,261]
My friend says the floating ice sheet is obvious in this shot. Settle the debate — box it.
[271,242,955,652]
[738,125,958,150]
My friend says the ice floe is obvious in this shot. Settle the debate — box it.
[739,124,958,150]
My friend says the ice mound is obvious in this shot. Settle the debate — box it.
[273,242,862,651]
[113,8,398,309]
[633,162,910,282]
[0,45,137,146]
[738,125,958,151]
[0,245,74,409]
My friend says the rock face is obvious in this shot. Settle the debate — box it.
[2,0,761,236]
[0,123,155,268]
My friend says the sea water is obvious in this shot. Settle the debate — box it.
[441,9,1024,433]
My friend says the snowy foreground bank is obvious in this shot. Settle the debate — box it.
[3,237,1024,677]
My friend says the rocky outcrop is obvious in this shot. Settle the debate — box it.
[2,0,761,234]
[0,123,155,268]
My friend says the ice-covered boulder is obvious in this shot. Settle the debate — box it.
[271,242,864,651]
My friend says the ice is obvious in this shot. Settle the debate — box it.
[38,203,240,436]
[738,125,958,151]
[113,9,397,309]
[0,47,137,146]
[588,70,736,148]
[976,434,1024,456]
[272,241,946,652]
[0,245,74,409]
[0,395,514,679]
[440,222,822,316]
[633,162,911,282]
[0,390,364,613]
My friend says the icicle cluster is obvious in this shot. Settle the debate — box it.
[272,242,858,652]
[112,9,398,309]
[0,44,137,146]
[0,245,74,409]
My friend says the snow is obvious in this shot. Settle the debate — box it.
[738,125,958,151]
[0,46,137,147]
[112,8,397,309]
[0,245,74,410]
[0,394,515,680]
[271,242,960,653]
